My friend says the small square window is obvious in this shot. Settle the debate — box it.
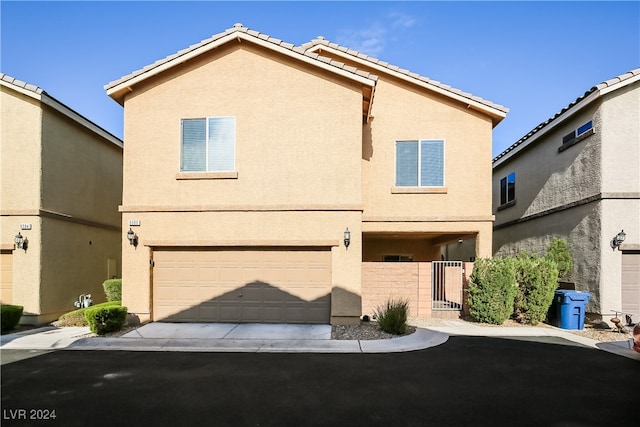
[395,140,444,187]
[181,117,235,172]
[577,121,593,136]
[562,131,576,144]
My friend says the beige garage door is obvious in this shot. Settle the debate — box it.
[153,248,331,323]
[621,252,640,318]
[0,251,13,304]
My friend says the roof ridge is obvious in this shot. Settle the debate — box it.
[493,67,640,164]
[105,24,378,92]
[301,37,508,114]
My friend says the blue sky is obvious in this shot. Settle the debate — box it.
[2,1,638,157]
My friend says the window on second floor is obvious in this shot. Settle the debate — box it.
[499,172,516,206]
[395,140,444,187]
[181,117,235,172]
[560,120,594,152]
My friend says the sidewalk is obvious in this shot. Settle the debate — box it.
[1,321,638,360]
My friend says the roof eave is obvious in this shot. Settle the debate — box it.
[2,77,123,149]
[305,44,508,125]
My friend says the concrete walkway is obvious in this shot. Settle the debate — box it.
[1,321,638,360]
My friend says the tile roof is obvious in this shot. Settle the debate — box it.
[301,36,509,116]
[492,68,640,164]
[105,23,378,94]
[1,73,45,95]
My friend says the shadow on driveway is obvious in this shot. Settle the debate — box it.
[1,336,637,426]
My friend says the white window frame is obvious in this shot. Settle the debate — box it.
[394,139,446,188]
[180,116,236,173]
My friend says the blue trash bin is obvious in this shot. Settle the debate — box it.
[555,290,591,330]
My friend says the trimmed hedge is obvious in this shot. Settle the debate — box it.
[103,278,122,302]
[85,304,128,335]
[375,298,410,335]
[57,301,122,327]
[1,304,24,333]
[513,253,558,325]
[468,258,517,325]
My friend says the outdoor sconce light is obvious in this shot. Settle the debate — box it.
[611,229,626,251]
[14,232,28,250]
[344,228,351,248]
[127,228,138,247]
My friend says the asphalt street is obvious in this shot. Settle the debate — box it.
[1,336,637,427]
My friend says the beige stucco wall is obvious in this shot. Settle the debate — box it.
[122,42,363,208]
[1,87,42,212]
[363,78,494,219]
[313,51,496,261]
[120,41,365,323]
[1,84,123,324]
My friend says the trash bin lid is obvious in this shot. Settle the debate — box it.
[557,290,591,302]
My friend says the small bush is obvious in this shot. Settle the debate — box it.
[468,258,517,325]
[375,298,409,335]
[545,238,573,280]
[85,305,128,335]
[1,304,24,333]
[57,301,121,327]
[103,278,122,302]
[513,253,559,325]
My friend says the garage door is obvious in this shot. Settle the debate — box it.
[153,248,331,323]
[0,251,12,304]
[621,252,640,318]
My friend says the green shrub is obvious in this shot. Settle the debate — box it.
[85,305,128,335]
[57,301,121,327]
[375,298,409,335]
[513,253,559,325]
[468,258,517,325]
[545,238,573,280]
[1,304,24,333]
[103,278,122,302]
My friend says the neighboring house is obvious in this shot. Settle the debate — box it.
[105,24,507,325]
[492,68,640,322]
[1,74,123,324]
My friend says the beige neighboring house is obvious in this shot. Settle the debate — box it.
[493,68,640,322]
[105,24,507,325]
[1,74,123,325]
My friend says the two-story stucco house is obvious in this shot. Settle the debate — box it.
[1,74,123,324]
[493,68,640,323]
[105,24,507,325]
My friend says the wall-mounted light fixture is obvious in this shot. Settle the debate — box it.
[611,229,626,251]
[344,228,351,248]
[14,232,28,251]
[127,228,138,247]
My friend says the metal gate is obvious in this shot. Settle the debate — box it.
[432,261,463,311]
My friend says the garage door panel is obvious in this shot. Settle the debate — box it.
[153,248,331,323]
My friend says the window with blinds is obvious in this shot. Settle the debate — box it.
[181,117,235,172]
[395,140,444,187]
